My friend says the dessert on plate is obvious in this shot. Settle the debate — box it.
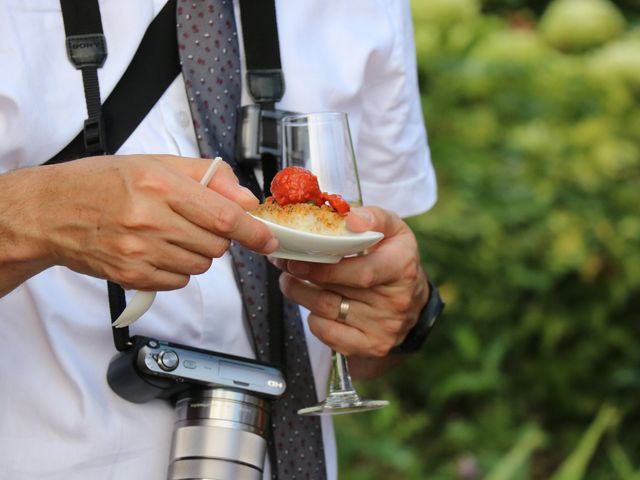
[251,166,351,236]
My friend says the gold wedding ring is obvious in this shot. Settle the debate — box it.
[337,297,350,322]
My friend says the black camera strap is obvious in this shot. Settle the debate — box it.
[238,0,284,195]
[58,0,108,156]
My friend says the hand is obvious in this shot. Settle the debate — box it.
[0,154,277,293]
[271,206,430,358]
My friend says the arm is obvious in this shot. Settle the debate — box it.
[0,166,61,296]
[271,206,431,381]
[0,155,278,298]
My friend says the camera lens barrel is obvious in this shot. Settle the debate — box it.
[168,388,270,480]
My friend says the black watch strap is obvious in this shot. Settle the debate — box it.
[391,279,445,354]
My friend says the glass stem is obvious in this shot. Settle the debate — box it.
[328,351,357,395]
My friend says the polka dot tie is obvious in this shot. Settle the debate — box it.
[177,2,328,479]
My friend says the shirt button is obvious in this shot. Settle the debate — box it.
[176,111,191,128]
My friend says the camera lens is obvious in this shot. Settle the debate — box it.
[168,388,270,480]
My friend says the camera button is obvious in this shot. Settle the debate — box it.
[157,350,179,371]
[183,360,197,369]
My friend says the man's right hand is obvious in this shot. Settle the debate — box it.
[0,154,277,296]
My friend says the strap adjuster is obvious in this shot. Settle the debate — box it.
[246,69,285,104]
[83,117,106,154]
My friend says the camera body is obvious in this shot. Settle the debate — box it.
[107,336,285,479]
[107,335,286,403]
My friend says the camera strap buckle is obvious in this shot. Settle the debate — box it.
[235,104,295,167]
[83,116,106,155]
[246,69,284,104]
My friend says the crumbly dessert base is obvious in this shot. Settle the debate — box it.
[252,202,347,235]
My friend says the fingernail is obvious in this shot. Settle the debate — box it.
[267,256,284,269]
[240,186,258,201]
[265,238,279,252]
[350,207,374,225]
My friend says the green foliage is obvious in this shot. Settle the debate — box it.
[480,0,640,20]
[589,31,640,93]
[337,1,640,479]
[550,404,621,480]
[539,0,626,52]
[411,0,480,26]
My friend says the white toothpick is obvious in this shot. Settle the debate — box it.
[200,156,223,186]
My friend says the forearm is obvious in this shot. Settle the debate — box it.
[0,167,52,297]
[0,260,48,297]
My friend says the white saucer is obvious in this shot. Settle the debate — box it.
[251,215,384,263]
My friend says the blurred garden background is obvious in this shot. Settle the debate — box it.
[336,0,640,478]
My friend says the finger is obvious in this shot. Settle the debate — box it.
[134,270,191,291]
[308,314,382,357]
[206,161,260,211]
[272,247,411,290]
[309,311,404,357]
[154,155,259,210]
[167,183,278,254]
[279,272,353,323]
[153,209,232,258]
[168,227,231,259]
[107,264,191,292]
[149,243,213,276]
[132,270,191,291]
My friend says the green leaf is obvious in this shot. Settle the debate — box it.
[485,424,547,480]
[550,404,621,480]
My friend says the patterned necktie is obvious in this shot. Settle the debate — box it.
[177,2,328,479]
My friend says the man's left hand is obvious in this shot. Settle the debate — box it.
[270,206,430,359]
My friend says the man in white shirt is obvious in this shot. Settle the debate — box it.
[0,1,439,478]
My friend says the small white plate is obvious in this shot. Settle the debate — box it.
[251,215,384,263]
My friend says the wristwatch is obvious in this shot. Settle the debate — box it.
[391,279,445,354]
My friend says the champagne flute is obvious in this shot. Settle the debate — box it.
[281,111,389,415]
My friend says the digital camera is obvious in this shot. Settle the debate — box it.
[107,335,285,479]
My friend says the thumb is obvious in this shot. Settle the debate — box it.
[346,206,406,237]
[345,207,375,232]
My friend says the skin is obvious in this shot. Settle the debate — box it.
[270,205,431,380]
[0,154,278,297]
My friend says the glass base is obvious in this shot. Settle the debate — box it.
[298,391,389,416]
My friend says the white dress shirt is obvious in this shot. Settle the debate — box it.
[0,1,436,478]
